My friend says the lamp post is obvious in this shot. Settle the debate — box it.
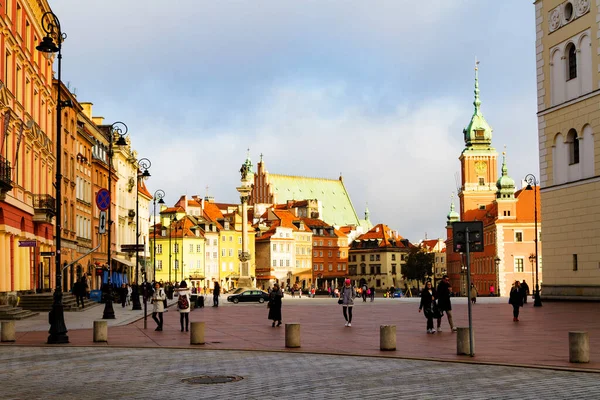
[525,174,542,307]
[529,253,535,299]
[102,122,127,320]
[494,256,501,297]
[169,215,175,284]
[152,189,165,282]
[37,11,70,344]
[132,157,151,310]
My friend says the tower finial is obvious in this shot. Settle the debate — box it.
[474,57,481,113]
[502,145,508,175]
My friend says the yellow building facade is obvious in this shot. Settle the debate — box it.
[534,0,600,298]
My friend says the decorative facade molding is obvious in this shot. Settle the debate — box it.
[549,0,590,33]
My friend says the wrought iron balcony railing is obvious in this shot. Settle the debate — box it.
[0,155,13,194]
[33,194,56,216]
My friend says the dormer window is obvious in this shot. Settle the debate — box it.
[475,130,484,138]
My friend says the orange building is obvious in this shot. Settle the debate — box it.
[302,217,348,289]
[445,65,542,297]
[0,0,58,296]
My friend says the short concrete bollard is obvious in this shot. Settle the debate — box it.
[456,327,474,355]
[285,323,301,348]
[93,320,108,342]
[380,325,396,351]
[190,322,205,345]
[569,331,590,363]
[1,320,16,342]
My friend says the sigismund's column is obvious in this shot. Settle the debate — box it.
[237,152,253,288]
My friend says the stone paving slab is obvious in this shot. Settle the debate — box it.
[2,297,599,371]
[1,347,599,400]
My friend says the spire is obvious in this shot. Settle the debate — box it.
[365,202,370,222]
[474,57,481,114]
[463,59,493,149]
[447,193,459,223]
[496,146,515,199]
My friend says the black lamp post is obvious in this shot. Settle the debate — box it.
[102,122,127,320]
[525,174,542,307]
[132,158,151,310]
[529,253,535,299]
[169,215,175,284]
[494,256,501,297]
[37,11,70,344]
[152,189,165,282]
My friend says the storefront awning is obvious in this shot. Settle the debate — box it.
[113,257,134,268]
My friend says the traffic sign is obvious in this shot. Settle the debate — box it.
[99,210,107,234]
[96,189,110,211]
[121,244,144,252]
[40,251,55,257]
[19,240,37,247]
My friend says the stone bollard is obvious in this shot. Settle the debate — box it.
[380,325,396,351]
[569,331,590,363]
[456,327,474,355]
[285,323,301,348]
[190,322,205,345]
[93,320,108,342]
[1,321,16,342]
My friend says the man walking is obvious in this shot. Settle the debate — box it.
[436,275,456,332]
[212,279,220,307]
[521,280,530,304]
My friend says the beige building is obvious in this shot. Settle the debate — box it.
[534,0,600,298]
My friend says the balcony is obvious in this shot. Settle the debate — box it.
[0,155,13,200]
[33,194,56,224]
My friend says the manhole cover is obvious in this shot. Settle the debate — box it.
[182,375,243,385]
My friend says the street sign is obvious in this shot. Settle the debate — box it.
[40,251,55,257]
[96,188,110,211]
[19,240,37,247]
[99,210,107,234]
[121,244,144,252]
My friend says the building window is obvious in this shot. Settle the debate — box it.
[375,254,380,261]
[567,129,579,164]
[174,243,179,254]
[328,251,332,257]
[567,43,577,80]
[222,236,226,242]
[238,237,242,244]
[361,255,365,262]
[273,260,277,267]
[514,258,524,273]
[328,264,333,271]
[319,264,323,271]
[573,254,578,271]
[314,265,318,271]
[328,240,332,246]
[515,231,523,242]
[391,254,396,261]
[189,244,194,253]
[319,251,323,257]
[229,236,233,242]
[478,177,485,186]
[370,255,374,261]
[197,244,202,252]
[286,259,290,267]
[157,244,162,254]
[174,260,179,270]
[228,249,233,257]
[213,252,217,259]
[272,244,276,252]
[391,264,396,274]
[157,260,162,271]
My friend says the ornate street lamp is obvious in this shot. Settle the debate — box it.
[494,256,501,297]
[132,158,151,310]
[529,253,535,299]
[103,122,127,320]
[525,174,542,307]
[37,11,69,344]
[152,189,165,282]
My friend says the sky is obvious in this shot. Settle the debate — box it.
[49,0,538,242]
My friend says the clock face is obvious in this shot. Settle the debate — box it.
[475,161,487,174]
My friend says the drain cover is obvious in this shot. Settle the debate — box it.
[182,375,243,385]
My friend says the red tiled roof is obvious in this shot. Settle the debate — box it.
[138,180,152,199]
[353,223,410,249]
[160,206,185,214]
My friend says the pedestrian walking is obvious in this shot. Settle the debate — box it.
[435,275,456,332]
[212,279,220,307]
[521,280,530,304]
[489,284,495,297]
[340,279,356,327]
[175,280,191,332]
[419,281,438,334]
[75,276,87,309]
[126,284,132,306]
[268,282,283,327]
[470,283,478,304]
[151,282,166,331]
[361,283,368,302]
[509,281,524,322]
[119,283,127,308]
[370,286,375,302]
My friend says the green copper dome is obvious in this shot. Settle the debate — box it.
[463,61,493,149]
[496,152,515,199]
[447,199,460,222]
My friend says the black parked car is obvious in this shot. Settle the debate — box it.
[227,290,269,304]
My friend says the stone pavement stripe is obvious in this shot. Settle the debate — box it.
[2,347,600,400]
[4,298,599,373]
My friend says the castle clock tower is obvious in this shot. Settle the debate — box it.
[458,62,498,216]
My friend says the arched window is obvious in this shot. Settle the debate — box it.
[567,43,577,80]
[567,129,579,165]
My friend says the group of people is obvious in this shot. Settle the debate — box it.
[150,279,221,332]
[418,275,457,334]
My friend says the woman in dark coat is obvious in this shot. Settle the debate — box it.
[418,281,437,334]
[509,280,524,322]
[268,283,283,327]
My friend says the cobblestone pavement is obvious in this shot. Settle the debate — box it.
[1,347,599,400]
